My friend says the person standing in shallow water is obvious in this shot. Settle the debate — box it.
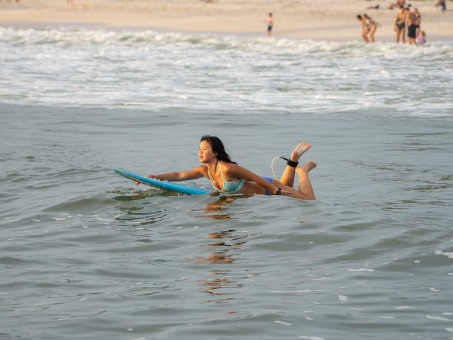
[266,12,273,38]
[394,5,407,43]
[357,15,369,43]
[137,136,317,200]
[412,7,422,38]
[406,7,418,45]
[363,14,381,43]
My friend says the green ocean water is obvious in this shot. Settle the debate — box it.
[1,27,453,339]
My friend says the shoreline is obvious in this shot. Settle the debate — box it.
[1,0,452,42]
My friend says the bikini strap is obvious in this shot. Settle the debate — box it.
[206,163,222,191]
[218,161,226,181]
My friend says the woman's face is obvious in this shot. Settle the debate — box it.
[198,140,216,163]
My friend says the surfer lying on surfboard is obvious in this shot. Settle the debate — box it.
[136,135,316,200]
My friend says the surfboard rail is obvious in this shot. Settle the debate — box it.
[114,168,211,195]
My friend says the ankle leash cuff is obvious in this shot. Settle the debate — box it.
[280,157,299,168]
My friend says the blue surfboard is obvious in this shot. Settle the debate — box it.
[114,168,211,195]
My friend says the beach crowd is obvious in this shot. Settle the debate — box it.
[356,0,447,45]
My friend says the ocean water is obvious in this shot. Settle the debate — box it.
[1,27,453,340]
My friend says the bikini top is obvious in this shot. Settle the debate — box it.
[207,161,245,193]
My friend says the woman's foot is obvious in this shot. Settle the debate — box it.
[290,142,311,162]
[296,160,317,175]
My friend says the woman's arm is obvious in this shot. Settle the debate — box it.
[225,163,281,195]
[147,165,205,182]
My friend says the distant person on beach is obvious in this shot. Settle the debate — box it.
[394,6,407,43]
[434,0,446,12]
[366,4,380,10]
[406,7,417,45]
[357,15,370,43]
[266,12,273,37]
[67,0,74,6]
[386,0,405,10]
[136,136,317,200]
[416,30,426,45]
[363,14,382,43]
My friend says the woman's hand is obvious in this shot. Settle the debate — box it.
[279,189,292,196]
[135,174,158,186]
[274,188,292,196]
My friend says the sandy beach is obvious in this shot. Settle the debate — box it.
[1,0,452,42]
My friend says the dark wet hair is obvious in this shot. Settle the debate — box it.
[200,135,235,163]
[357,14,363,19]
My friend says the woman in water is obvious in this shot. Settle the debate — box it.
[138,136,317,200]
[357,15,370,43]
[363,14,382,43]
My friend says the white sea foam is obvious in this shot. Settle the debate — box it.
[435,250,453,259]
[426,315,453,322]
[274,320,292,326]
[1,27,452,117]
[393,306,415,310]
[338,295,349,302]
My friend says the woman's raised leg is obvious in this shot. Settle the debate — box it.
[279,142,311,187]
[295,161,316,200]
[272,160,317,200]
